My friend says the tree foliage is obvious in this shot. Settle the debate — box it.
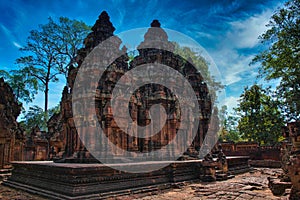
[173,42,224,104]
[0,69,39,104]
[251,0,300,121]
[218,105,242,143]
[16,17,90,112]
[235,84,284,146]
[20,104,60,134]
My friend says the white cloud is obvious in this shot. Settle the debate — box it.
[224,96,240,114]
[196,31,212,39]
[206,9,275,114]
[226,9,273,49]
[13,41,22,49]
[208,8,276,87]
[0,24,23,49]
[211,48,254,86]
[213,9,274,84]
[0,24,10,35]
[212,10,272,85]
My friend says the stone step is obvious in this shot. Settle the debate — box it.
[216,173,228,181]
[0,168,12,174]
[227,174,235,179]
[4,160,201,199]
[4,178,173,200]
[0,173,11,181]
[0,168,12,181]
[229,167,250,175]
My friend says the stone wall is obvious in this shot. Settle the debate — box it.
[47,112,64,159]
[286,121,300,199]
[222,142,281,161]
[0,78,24,168]
[23,126,49,161]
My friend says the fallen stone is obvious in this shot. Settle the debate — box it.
[242,185,263,191]
[268,177,292,196]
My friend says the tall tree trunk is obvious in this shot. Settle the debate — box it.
[44,82,49,116]
[45,63,51,117]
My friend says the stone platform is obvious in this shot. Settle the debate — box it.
[227,156,251,175]
[3,157,250,200]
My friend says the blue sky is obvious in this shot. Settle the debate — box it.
[0,0,285,115]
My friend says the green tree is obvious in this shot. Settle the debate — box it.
[251,0,300,121]
[235,84,284,146]
[173,42,224,103]
[20,104,60,134]
[20,105,47,134]
[0,69,39,104]
[219,105,228,125]
[16,17,90,113]
[218,105,242,143]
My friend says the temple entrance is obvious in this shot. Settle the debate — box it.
[138,138,144,152]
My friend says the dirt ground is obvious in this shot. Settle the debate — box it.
[0,168,290,200]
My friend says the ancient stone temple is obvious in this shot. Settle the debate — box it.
[0,78,24,168]
[5,11,252,199]
[58,11,121,161]
[57,11,212,162]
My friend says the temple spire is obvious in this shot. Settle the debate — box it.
[83,11,116,50]
[91,11,115,34]
[151,20,161,28]
[137,19,174,54]
[74,10,117,67]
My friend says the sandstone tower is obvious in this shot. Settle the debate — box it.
[56,11,212,163]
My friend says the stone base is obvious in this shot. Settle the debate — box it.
[227,156,251,175]
[0,168,12,181]
[3,160,202,200]
[3,157,250,199]
[249,160,281,168]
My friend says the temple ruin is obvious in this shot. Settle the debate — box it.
[4,10,300,200]
[0,78,24,169]
[56,11,212,163]
[3,11,227,199]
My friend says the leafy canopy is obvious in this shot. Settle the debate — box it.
[251,0,300,121]
[218,105,242,143]
[235,84,284,146]
[16,17,90,112]
[173,42,224,104]
[20,105,60,134]
[0,69,39,104]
